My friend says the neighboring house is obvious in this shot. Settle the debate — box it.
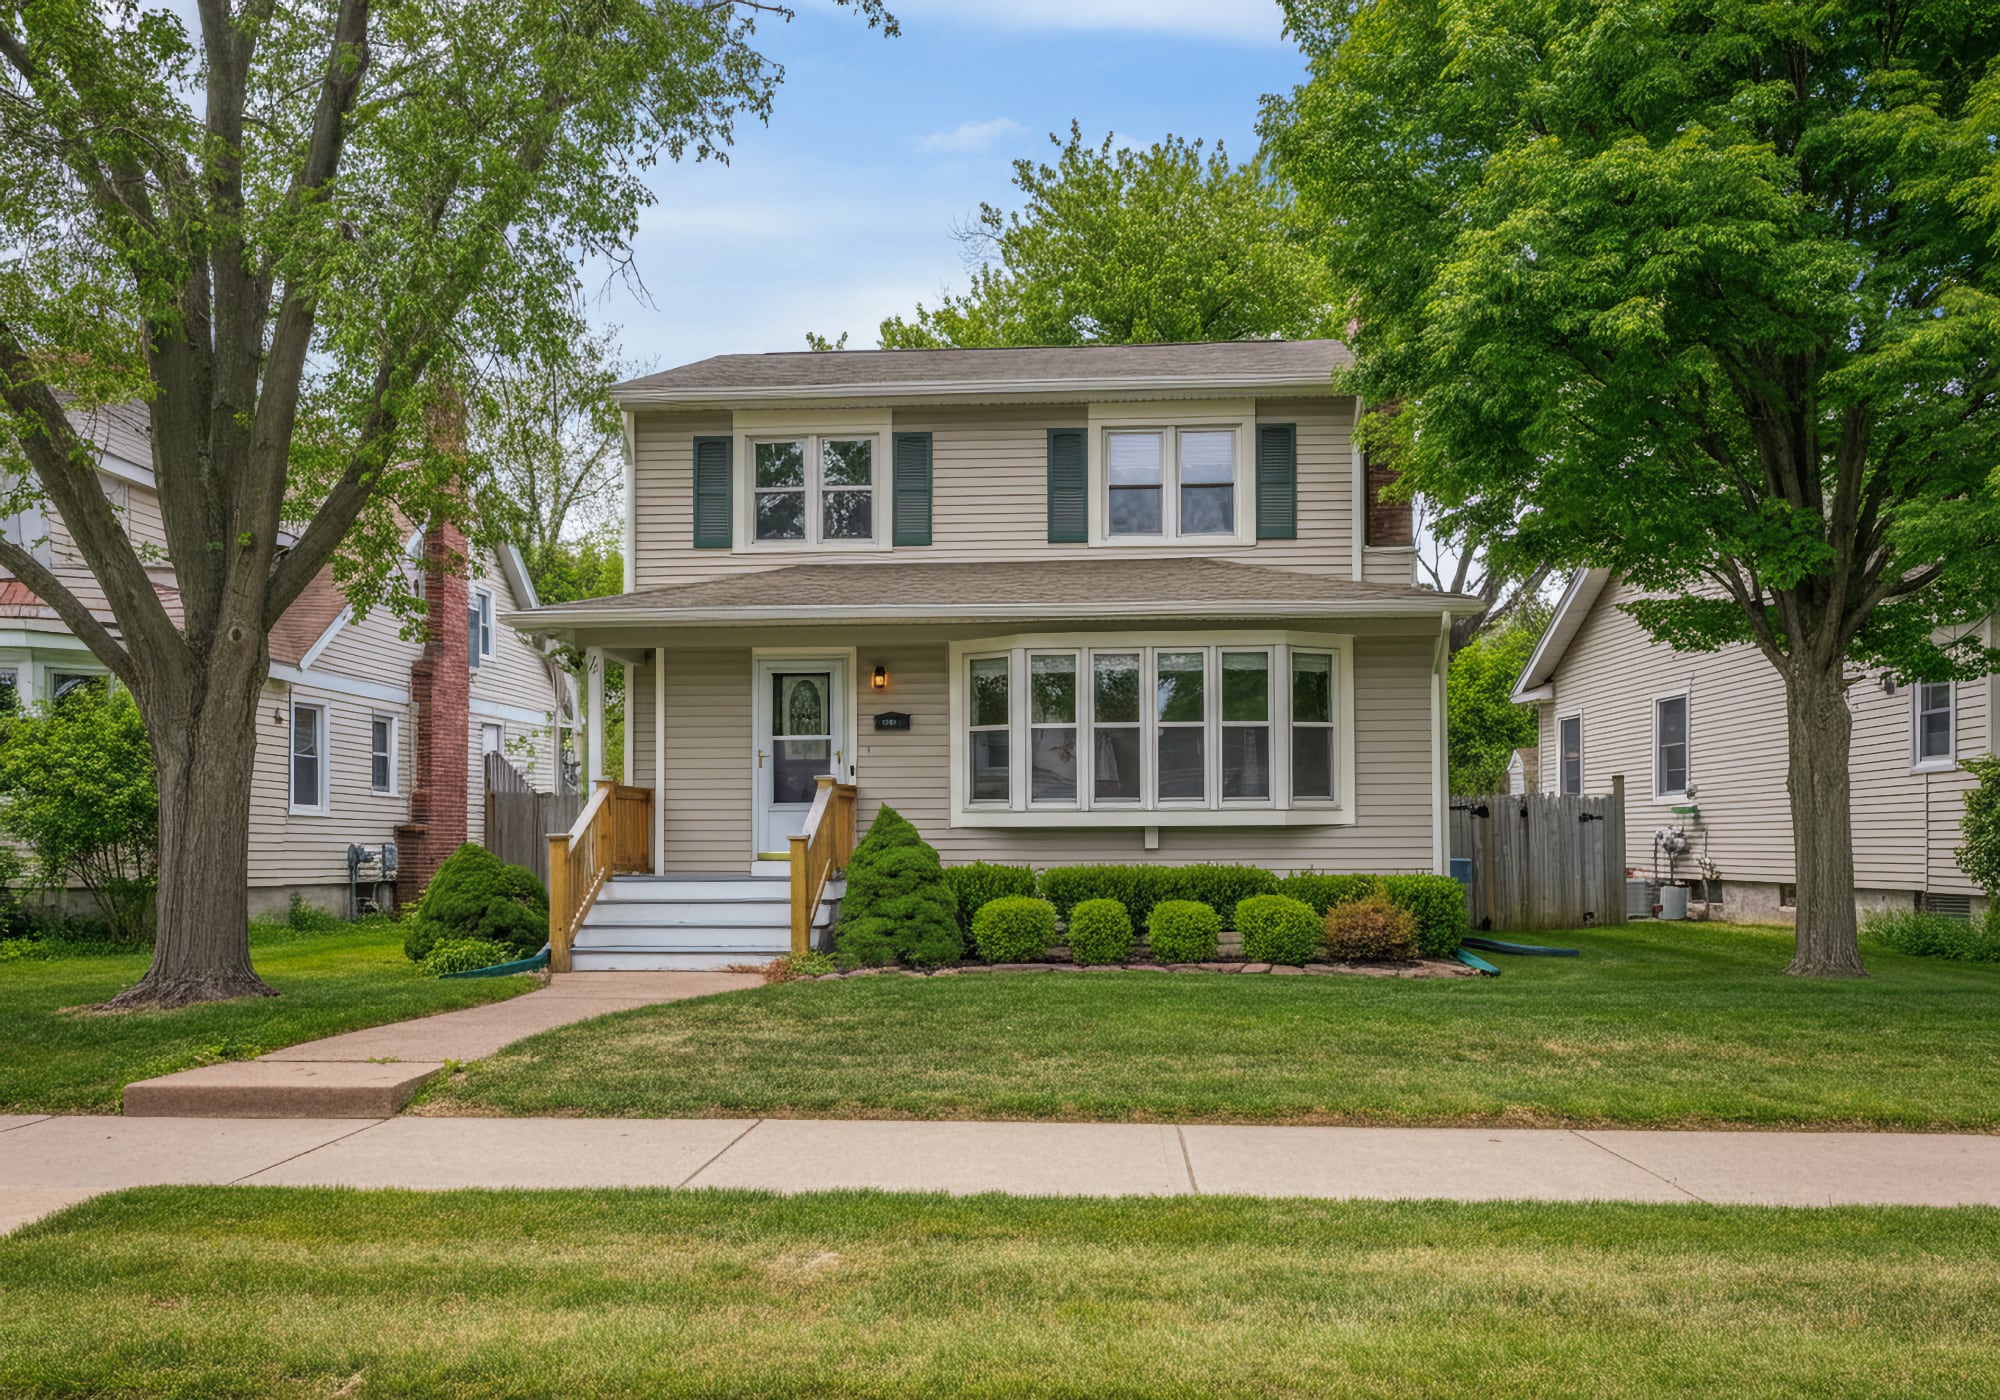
[1512,568,1990,922]
[3,403,573,917]
[507,341,1484,968]
[1506,747,1539,796]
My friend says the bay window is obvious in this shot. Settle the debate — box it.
[953,634,1350,823]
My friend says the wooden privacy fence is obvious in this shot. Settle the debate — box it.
[483,752,585,887]
[1450,777,1627,932]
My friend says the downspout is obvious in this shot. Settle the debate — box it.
[1432,608,1452,875]
[653,646,667,874]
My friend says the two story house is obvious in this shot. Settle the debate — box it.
[4,402,573,919]
[509,341,1483,968]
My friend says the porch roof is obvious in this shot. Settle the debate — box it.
[504,558,1484,636]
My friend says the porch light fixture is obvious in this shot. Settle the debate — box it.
[872,665,888,691]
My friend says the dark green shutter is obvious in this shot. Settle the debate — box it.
[1046,428,1087,543]
[1255,423,1297,540]
[691,436,732,549]
[891,432,933,546]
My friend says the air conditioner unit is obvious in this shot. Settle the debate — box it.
[1626,879,1659,920]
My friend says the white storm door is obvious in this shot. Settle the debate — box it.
[753,658,847,856]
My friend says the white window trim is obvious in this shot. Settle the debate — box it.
[288,697,331,816]
[731,409,893,554]
[481,721,506,757]
[369,711,398,795]
[1086,400,1256,548]
[947,630,1356,829]
[1912,680,1956,772]
[469,586,495,664]
[1651,689,1691,801]
[1556,709,1584,797]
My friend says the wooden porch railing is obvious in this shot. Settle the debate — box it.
[547,779,654,973]
[788,776,857,956]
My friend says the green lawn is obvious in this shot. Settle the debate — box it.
[0,922,537,1113]
[422,922,2000,1129]
[3,1188,1995,1398]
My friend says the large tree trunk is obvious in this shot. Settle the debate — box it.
[101,652,276,1009]
[1782,664,1868,979]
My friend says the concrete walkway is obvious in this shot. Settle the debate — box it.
[121,972,763,1117]
[5,1114,1998,1233]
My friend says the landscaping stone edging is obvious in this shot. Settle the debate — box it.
[808,957,1475,981]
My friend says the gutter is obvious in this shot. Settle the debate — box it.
[614,372,1349,410]
[502,595,1491,630]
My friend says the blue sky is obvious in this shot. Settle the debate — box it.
[594,0,1307,372]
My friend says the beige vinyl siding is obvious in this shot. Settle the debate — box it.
[1546,577,1986,895]
[648,632,1436,874]
[629,400,1358,591]
[248,676,415,889]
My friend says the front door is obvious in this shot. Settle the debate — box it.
[753,657,849,859]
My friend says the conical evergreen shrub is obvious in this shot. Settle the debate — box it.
[833,805,962,969]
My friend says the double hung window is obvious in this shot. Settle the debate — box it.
[370,714,396,794]
[467,588,494,669]
[1914,683,1954,767]
[959,638,1345,818]
[753,436,876,544]
[1105,429,1237,540]
[290,699,327,813]
[1558,714,1583,796]
[1653,694,1689,798]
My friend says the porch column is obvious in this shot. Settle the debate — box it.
[653,646,667,874]
[585,646,605,785]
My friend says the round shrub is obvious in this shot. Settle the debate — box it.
[1380,874,1470,958]
[1065,898,1134,965]
[834,805,962,969]
[406,844,549,960]
[1235,894,1323,966]
[1322,891,1419,963]
[1276,872,1378,916]
[942,861,1037,935]
[973,895,1057,963]
[417,937,515,976]
[1145,899,1220,963]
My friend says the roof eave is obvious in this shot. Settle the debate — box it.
[613,372,1347,410]
[504,594,1489,633]
[1509,568,1612,703]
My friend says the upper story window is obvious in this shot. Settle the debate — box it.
[753,436,876,545]
[953,632,1352,825]
[1105,429,1237,540]
[1913,682,1954,768]
[1653,693,1689,799]
[467,587,494,669]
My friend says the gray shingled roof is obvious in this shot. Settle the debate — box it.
[509,558,1479,631]
[614,340,1352,405]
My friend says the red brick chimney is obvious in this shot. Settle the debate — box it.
[1363,401,1414,548]
[396,519,472,906]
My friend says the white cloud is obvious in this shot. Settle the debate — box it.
[916,117,1027,155]
[894,0,1286,44]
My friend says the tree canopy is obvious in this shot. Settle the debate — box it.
[1266,0,2000,974]
[0,0,893,1005]
[878,124,1334,349]
[1446,609,1545,796]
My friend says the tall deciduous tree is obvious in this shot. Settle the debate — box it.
[0,0,893,1007]
[1265,0,2000,977]
[879,123,1334,348]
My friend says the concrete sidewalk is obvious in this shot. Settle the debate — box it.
[5,1113,1998,1232]
[121,971,763,1118]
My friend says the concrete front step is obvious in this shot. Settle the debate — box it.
[584,900,796,927]
[568,949,786,971]
[597,879,791,904]
[123,1060,445,1119]
[573,925,793,952]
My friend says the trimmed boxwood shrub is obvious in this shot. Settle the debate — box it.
[1039,865,1171,926]
[1235,894,1323,966]
[1323,891,1419,962]
[834,806,962,969]
[403,844,548,962]
[1065,898,1134,965]
[1381,874,1470,958]
[1038,863,1279,928]
[1146,900,1220,963]
[942,861,1036,936]
[1277,872,1379,916]
[418,937,515,977]
[973,895,1057,963]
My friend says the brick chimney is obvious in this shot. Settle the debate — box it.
[1362,401,1414,548]
[396,519,472,906]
